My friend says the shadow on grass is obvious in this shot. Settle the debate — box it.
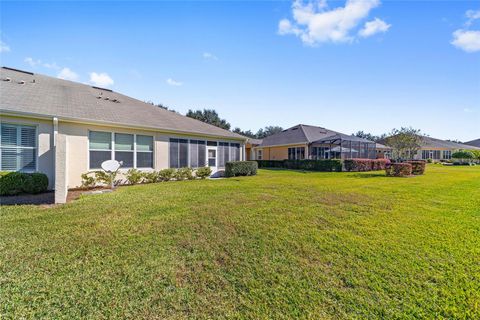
[349,172,387,179]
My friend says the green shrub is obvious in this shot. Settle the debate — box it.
[452,150,474,159]
[23,173,49,194]
[283,160,342,172]
[0,171,49,195]
[175,167,194,180]
[81,172,96,188]
[196,167,212,179]
[94,171,119,187]
[406,161,426,175]
[225,161,258,177]
[256,160,285,169]
[427,158,433,163]
[126,169,144,185]
[158,168,176,181]
[143,171,161,183]
[385,163,412,177]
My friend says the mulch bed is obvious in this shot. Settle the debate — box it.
[1,191,55,206]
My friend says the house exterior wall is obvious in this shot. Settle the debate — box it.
[255,144,307,160]
[1,114,245,203]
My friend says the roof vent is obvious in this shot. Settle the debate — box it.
[92,85,113,92]
[2,66,34,75]
[104,97,109,100]
[31,79,36,83]
[291,127,299,131]
[18,80,25,85]
[3,77,11,82]
[96,96,102,99]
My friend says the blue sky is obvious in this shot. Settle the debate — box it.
[1,1,479,141]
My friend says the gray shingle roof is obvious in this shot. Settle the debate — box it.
[379,135,480,150]
[0,67,245,140]
[259,124,375,147]
[464,138,480,148]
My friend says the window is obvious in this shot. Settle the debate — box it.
[208,148,216,167]
[89,131,112,169]
[89,131,153,169]
[288,147,305,160]
[169,138,189,168]
[115,133,134,168]
[257,149,263,160]
[136,135,153,168]
[443,150,451,160]
[0,123,37,171]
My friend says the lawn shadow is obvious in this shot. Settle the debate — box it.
[349,172,387,179]
[0,191,55,206]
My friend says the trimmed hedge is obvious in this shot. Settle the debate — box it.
[257,159,342,172]
[385,163,412,177]
[406,161,426,175]
[0,171,49,196]
[225,161,258,177]
[344,159,390,172]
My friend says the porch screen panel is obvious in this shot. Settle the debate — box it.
[218,143,225,167]
[169,138,179,168]
[198,141,206,167]
[89,131,112,169]
[189,140,199,168]
[231,143,240,161]
[179,139,188,167]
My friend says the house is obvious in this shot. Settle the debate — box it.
[251,124,381,161]
[0,67,246,203]
[464,139,480,148]
[245,138,262,160]
[380,135,480,161]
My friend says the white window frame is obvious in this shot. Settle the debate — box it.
[0,122,38,172]
[88,130,154,170]
[257,149,263,160]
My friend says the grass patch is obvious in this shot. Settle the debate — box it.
[1,165,479,318]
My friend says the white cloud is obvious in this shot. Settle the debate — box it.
[465,9,480,26]
[203,52,219,60]
[166,78,183,86]
[89,72,114,87]
[24,57,60,69]
[451,30,480,52]
[24,57,41,67]
[278,0,388,45]
[0,40,10,53]
[359,17,391,37]
[57,67,79,81]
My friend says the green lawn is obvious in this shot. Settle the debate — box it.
[1,165,479,319]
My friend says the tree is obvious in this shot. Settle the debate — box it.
[353,130,386,142]
[255,126,283,139]
[233,127,256,138]
[186,109,231,130]
[384,127,423,160]
[145,101,176,112]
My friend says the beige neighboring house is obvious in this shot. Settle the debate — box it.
[380,135,480,161]
[0,67,246,203]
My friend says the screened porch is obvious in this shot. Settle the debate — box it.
[310,134,377,160]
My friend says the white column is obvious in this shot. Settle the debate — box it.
[55,133,68,204]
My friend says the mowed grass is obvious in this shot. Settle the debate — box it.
[1,165,479,319]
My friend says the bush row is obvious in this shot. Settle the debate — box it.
[225,161,258,177]
[81,167,212,188]
[256,160,342,172]
[344,159,390,172]
[0,172,49,196]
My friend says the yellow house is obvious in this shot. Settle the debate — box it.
[0,67,247,203]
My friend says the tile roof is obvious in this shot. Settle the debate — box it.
[0,67,245,140]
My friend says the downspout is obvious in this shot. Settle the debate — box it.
[53,117,58,146]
